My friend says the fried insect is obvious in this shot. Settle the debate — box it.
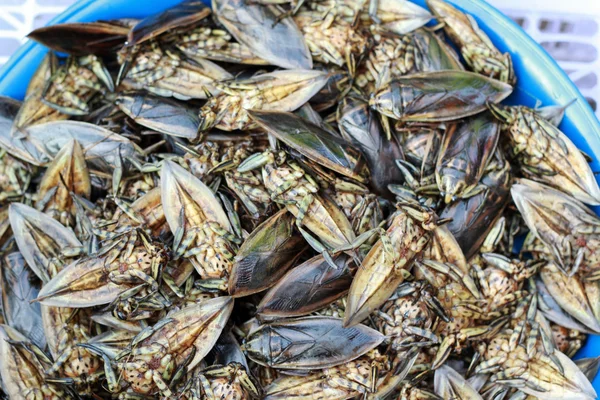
[229,209,306,297]
[119,42,232,100]
[35,227,169,308]
[41,55,114,116]
[243,316,384,370]
[427,0,515,84]
[440,151,510,259]
[89,296,234,397]
[258,253,355,318]
[512,179,600,278]
[161,160,240,284]
[35,140,91,226]
[293,11,367,70]
[239,149,356,251]
[491,104,600,205]
[0,325,76,400]
[198,70,328,131]
[473,311,595,400]
[435,114,500,203]
[338,96,404,198]
[344,202,439,327]
[356,28,463,92]
[370,70,512,123]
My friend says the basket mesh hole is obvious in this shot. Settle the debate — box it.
[586,97,597,111]
[511,16,528,29]
[539,18,598,36]
[540,41,598,62]
[0,38,20,59]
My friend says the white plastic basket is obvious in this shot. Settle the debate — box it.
[488,0,600,116]
[1,0,599,115]
[0,0,74,66]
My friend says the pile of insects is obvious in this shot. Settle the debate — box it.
[0,0,599,398]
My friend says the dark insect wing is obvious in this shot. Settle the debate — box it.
[127,0,211,46]
[250,317,384,369]
[377,71,513,122]
[0,96,21,121]
[117,92,200,139]
[310,68,351,111]
[257,253,354,318]
[249,110,366,182]
[436,114,500,198]
[27,22,130,55]
[440,154,510,259]
[229,209,306,297]
[469,116,500,175]
[338,97,404,197]
[403,83,449,117]
[0,252,45,349]
[412,29,463,72]
[211,331,250,369]
[338,98,376,153]
[247,316,384,369]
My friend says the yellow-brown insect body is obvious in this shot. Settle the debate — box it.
[378,291,437,352]
[261,153,355,250]
[177,26,269,65]
[198,70,328,131]
[184,138,272,219]
[36,140,91,226]
[36,228,170,308]
[114,187,169,238]
[264,349,388,400]
[344,206,437,327]
[116,296,233,396]
[327,186,381,236]
[161,160,238,281]
[178,362,261,400]
[293,11,367,68]
[44,309,102,392]
[477,329,595,399]
[0,151,30,205]
[356,35,415,93]
[493,107,600,205]
[0,325,74,400]
[470,254,540,322]
[120,42,232,100]
[427,0,514,83]
[41,55,113,116]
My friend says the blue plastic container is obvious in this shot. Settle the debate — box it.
[0,0,599,391]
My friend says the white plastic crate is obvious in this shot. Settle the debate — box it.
[1,0,599,115]
[488,0,600,115]
[0,0,75,65]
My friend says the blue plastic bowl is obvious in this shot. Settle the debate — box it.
[1,0,599,391]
